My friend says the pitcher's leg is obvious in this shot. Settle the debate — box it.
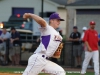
[22,55,46,75]
[43,60,65,75]
[81,51,93,74]
[93,51,99,75]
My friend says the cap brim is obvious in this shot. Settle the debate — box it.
[59,19,65,21]
[50,18,65,21]
[90,24,95,25]
[73,28,78,29]
[73,27,77,29]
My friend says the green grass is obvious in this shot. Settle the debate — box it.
[0,67,94,75]
[0,67,25,73]
[66,72,93,75]
[39,72,94,75]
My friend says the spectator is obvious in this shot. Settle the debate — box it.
[98,34,100,46]
[0,30,2,64]
[80,21,99,75]
[9,27,20,66]
[0,30,2,34]
[0,29,2,44]
[81,27,87,51]
[69,26,82,68]
[81,27,87,39]
[0,28,10,65]
[0,30,2,43]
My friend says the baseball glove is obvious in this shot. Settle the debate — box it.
[52,43,63,58]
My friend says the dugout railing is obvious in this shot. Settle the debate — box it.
[14,41,76,66]
[19,41,39,65]
[1,40,80,67]
[60,41,75,67]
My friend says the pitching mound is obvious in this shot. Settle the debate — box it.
[0,73,22,75]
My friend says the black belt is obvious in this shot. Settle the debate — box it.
[42,55,49,59]
[34,53,49,59]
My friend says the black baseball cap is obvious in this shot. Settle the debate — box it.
[73,26,77,29]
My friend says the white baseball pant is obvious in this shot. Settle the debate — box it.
[22,53,65,75]
[81,50,99,75]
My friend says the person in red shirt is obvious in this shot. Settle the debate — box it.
[80,21,99,75]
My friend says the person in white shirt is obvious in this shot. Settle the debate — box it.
[0,28,11,65]
[81,27,87,61]
[81,27,87,39]
[22,13,65,75]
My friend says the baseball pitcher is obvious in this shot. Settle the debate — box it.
[22,13,65,75]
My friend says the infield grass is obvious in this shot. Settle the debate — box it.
[0,67,94,75]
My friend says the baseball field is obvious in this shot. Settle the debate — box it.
[0,66,94,75]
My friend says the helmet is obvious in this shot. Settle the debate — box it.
[90,21,95,25]
[82,27,87,30]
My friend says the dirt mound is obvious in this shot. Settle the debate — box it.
[0,73,22,75]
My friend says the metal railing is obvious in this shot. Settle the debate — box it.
[0,40,9,65]
[60,41,75,67]
[1,40,83,67]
